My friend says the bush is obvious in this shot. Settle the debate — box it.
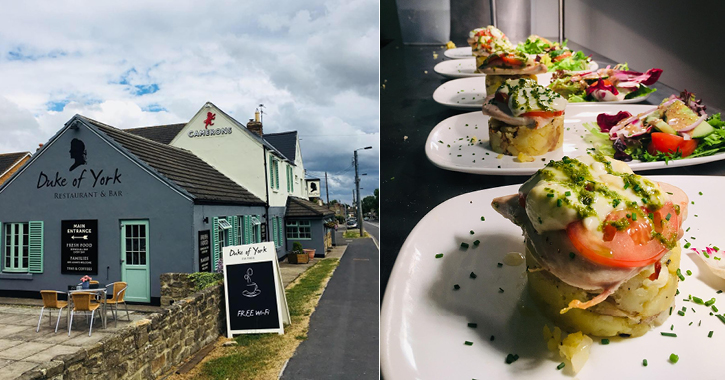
[335,215,345,223]
[188,272,223,291]
[292,242,304,253]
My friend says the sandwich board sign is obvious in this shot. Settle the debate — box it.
[222,242,290,337]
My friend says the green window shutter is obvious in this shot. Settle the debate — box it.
[256,216,261,243]
[269,159,275,189]
[279,217,285,248]
[212,217,219,270]
[275,161,280,190]
[290,168,294,192]
[28,221,43,274]
[244,216,251,244]
[271,218,277,246]
[231,216,239,245]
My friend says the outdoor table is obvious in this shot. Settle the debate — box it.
[380,40,725,301]
[67,287,108,330]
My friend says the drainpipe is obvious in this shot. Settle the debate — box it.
[263,147,270,243]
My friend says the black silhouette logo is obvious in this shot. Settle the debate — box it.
[69,138,87,172]
[310,182,318,192]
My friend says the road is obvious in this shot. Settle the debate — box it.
[280,238,379,380]
[363,221,379,245]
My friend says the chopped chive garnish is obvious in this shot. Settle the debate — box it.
[661,332,677,337]
[669,307,673,315]
[708,331,714,338]
[505,354,519,364]
[643,359,648,366]
[693,296,703,304]
[460,242,469,249]
[686,227,690,232]
[569,252,575,259]
[677,269,685,281]
[719,290,724,294]
[473,240,480,246]
[689,322,693,326]
[669,353,679,363]
[699,320,702,326]
[468,323,477,328]
[684,242,691,249]
[546,193,554,198]
[676,289,680,295]
[464,341,473,346]
[632,213,637,221]
[716,314,725,324]
[699,191,703,195]
[705,298,716,307]
[498,287,504,293]
[687,270,693,276]
[556,199,562,207]
[435,253,444,258]
[704,252,710,258]
[490,335,495,341]
[713,305,719,312]
[648,212,654,219]
[683,305,687,311]
[665,213,671,221]
[601,338,610,345]
[678,310,685,316]
[557,362,565,370]
[565,191,571,196]
[481,216,485,221]
[470,230,474,235]
[497,262,503,268]
[470,272,477,279]
[670,325,674,330]
[715,246,721,252]
[453,284,460,290]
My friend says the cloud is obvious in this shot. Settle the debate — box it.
[0,0,379,204]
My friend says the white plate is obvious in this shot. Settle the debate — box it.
[434,60,599,79]
[381,175,725,380]
[444,46,474,59]
[433,77,653,110]
[425,104,725,175]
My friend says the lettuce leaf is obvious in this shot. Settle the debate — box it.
[624,85,657,99]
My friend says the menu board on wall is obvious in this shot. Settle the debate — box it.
[61,220,98,274]
[222,242,289,337]
[198,230,211,272]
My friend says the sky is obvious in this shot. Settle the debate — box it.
[0,0,379,205]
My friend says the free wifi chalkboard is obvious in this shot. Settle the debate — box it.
[222,242,290,336]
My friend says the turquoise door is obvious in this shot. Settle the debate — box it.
[121,221,150,303]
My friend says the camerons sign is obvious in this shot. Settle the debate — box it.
[187,112,233,138]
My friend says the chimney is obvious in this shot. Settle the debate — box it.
[247,109,263,137]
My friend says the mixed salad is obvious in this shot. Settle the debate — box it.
[549,64,662,102]
[516,37,591,72]
[586,91,725,162]
[468,26,512,56]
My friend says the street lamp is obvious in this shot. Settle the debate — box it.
[354,146,372,237]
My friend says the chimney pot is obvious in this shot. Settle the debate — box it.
[247,117,263,137]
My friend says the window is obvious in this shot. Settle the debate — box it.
[286,220,312,240]
[251,216,261,243]
[286,166,294,193]
[270,157,280,190]
[3,221,43,273]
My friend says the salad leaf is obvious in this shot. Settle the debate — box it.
[596,111,632,132]
[568,94,587,103]
[549,77,585,99]
[583,122,615,156]
[624,85,657,99]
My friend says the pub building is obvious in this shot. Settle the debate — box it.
[0,115,266,304]
[0,102,333,304]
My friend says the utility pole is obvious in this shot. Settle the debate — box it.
[354,150,364,237]
[325,171,330,206]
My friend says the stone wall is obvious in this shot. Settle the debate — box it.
[22,279,226,380]
[159,273,196,307]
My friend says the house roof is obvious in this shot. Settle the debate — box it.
[0,152,31,177]
[124,123,185,145]
[286,196,334,218]
[78,116,265,206]
[264,131,297,162]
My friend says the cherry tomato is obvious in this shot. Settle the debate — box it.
[566,202,680,268]
[520,110,564,118]
[552,51,572,62]
[647,132,698,158]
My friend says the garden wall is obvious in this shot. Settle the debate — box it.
[21,275,225,380]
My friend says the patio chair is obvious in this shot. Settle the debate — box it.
[37,290,68,333]
[105,282,130,327]
[68,292,101,337]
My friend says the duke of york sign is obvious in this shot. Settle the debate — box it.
[188,112,233,138]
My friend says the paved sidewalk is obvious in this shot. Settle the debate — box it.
[0,304,149,378]
[279,244,347,288]
[280,238,379,380]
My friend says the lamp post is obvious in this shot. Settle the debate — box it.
[354,146,372,237]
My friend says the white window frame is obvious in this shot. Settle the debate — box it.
[3,222,29,272]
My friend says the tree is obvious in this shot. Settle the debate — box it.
[362,195,377,215]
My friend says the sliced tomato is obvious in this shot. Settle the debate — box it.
[647,132,697,158]
[566,202,680,267]
[552,51,572,62]
[500,55,525,67]
[520,110,564,118]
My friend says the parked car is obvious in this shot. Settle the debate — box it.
[363,217,370,221]
[346,219,358,228]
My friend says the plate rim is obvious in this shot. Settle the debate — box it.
[425,105,725,175]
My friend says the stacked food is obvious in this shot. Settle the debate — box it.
[549,64,663,102]
[478,49,549,95]
[483,78,567,157]
[492,153,688,337]
[467,26,513,71]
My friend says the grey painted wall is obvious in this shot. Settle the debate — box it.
[285,217,332,257]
